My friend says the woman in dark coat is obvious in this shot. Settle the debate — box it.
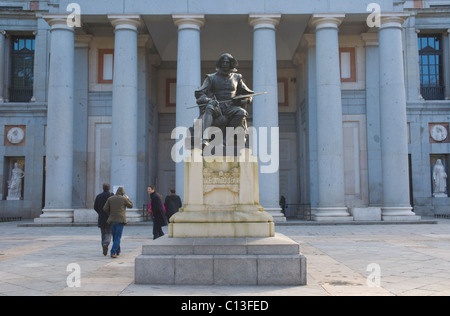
[148,186,167,240]
[164,189,182,222]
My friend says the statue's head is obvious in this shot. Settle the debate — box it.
[216,53,238,73]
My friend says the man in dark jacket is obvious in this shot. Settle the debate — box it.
[94,183,114,256]
[148,186,167,240]
[103,187,133,258]
[164,189,182,223]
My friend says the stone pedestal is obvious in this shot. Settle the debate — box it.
[136,148,306,286]
[135,234,307,286]
[169,148,274,238]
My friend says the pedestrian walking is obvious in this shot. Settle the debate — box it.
[164,188,182,222]
[103,187,133,258]
[148,185,167,240]
[94,183,114,256]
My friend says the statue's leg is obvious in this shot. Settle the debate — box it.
[201,104,219,148]
[224,106,248,149]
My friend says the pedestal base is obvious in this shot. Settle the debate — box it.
[169,222,274,238]
[169,207,274,238]
[6,197,21,201]
[135,233,306,286]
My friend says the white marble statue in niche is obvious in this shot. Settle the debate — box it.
[7,162,25,200]
[432,159,448,198]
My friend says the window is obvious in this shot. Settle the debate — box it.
[418,34,444,100]
[9,36,35,102]
[98,49,114,84]
[339,48,356,82]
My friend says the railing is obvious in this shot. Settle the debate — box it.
[421,86,445,101]
[8,88,33,103]
[285,203,312,221]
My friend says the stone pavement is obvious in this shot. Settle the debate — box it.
[1,218,450,296]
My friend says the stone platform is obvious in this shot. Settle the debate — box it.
[135,233,306,286]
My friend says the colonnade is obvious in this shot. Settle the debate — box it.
[37,12,418,222]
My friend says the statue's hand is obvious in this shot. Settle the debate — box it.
[209,99,219,107]
[197,95,210,105]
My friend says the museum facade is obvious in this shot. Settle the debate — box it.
[0,0,449,222]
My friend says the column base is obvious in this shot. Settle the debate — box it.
[311,207,354,222]
[382,206,421,221]
[126,208,144,223]
[34,209,74,223]
[264,208,286,222]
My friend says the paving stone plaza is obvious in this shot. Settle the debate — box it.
[1,219,450,296]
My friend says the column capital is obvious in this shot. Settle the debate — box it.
[0,30,6,36]
[173,14,205,30]
[379,13,410,30]
[361,33,379,46]
[108,14,142,32]
[43,14,75,32]
[310,13,345,30]
[248,13,281,29]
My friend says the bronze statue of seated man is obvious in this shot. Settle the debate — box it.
[194,53,254,149]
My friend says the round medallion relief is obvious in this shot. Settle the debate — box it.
[7,127,25,144]
[431,124,448,142]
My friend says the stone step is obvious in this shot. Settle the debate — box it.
[135,233,307,286]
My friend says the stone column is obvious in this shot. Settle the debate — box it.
[33,16,51,103]
[108,15,141,205]
[446,29,450,100]
[35,15,75,223]
[404,14,421,101]
[73,35,92,208]
[379,14,420,221]
[249,14,285,222]
[310,14,352,221]
[173,14,205,200]
[0,30,5,103]
[362,33,383,208]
